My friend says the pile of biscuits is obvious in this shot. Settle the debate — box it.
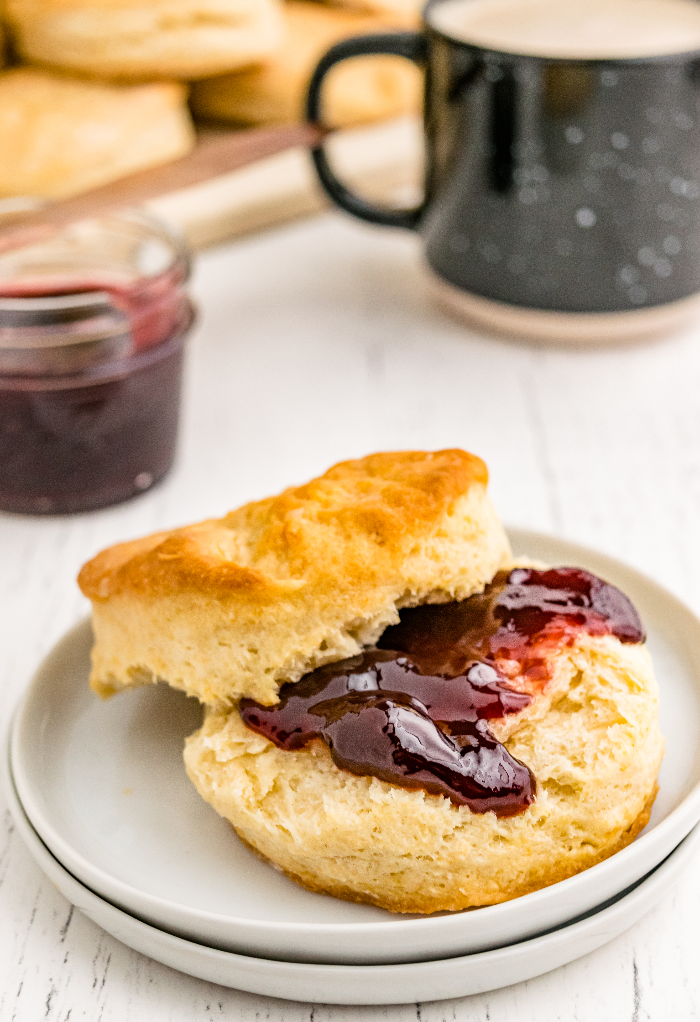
[0,0,423,201]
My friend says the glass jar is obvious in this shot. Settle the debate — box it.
[0,206,195,514]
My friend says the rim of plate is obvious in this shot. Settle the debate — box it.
[5,749,700,1004]
[11,527,700,941]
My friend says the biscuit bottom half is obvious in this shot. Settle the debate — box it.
[184,633,663,914]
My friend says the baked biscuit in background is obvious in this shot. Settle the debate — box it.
[185,630,663,913]
[78,450,511,707]
[0,68,194,199]
[190,0,422,127]
[5,0,285,80]
[318,0,421,27]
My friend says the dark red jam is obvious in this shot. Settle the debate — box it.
[0,211,192,515]
[240,568,645,816]
[0,330,188,515]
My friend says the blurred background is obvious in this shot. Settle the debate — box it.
[0,0,426,246]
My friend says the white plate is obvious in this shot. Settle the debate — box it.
[5,754,698,1005]
[10,529,700,965]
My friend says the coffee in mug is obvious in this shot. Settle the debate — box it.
[307,0,700,343]
[430,0,700,60]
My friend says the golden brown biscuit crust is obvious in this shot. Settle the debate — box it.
[190,1,422,128]
[0,68,193,200]
[321,0,421,25]
[6,0,285,80]
[79,450,511,706]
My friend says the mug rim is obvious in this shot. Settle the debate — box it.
[422,0,700,64]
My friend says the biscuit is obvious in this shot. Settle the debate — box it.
[0,68,194,200]
[319,0,421,27]
[5,0,285,80]
[190,1,422,128]
[185,628,664,913]
[79,450,511,707]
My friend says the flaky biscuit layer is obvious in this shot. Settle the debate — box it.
[190,1,422,128]
[185,633,664,913]
[0,68,194,200]
[79,450,511,707]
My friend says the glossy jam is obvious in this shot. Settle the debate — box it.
[379,566,646,681]
[240,568,644,815]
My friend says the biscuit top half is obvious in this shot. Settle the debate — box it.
[79,449,511,707]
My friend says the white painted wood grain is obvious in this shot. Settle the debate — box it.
[2,211,700,1020]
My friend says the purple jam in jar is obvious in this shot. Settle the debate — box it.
[0,208,194,514]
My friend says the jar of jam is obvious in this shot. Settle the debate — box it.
[0,206,194,514]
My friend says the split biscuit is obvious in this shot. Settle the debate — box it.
[79,449,511,708]
[0,68,194,200]
[190,0,422,127]
[5,0,285,80]
[185,628,664,913]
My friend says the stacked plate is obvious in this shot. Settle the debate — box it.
[6,530,700,1005]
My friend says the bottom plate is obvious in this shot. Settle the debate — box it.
[10,529,700,965]
[6,748,698,1005]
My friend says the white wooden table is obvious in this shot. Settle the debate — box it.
[2,210,700,1021]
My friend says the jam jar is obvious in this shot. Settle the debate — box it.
[0,206,195,514]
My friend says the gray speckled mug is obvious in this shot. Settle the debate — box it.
[308,0,700,343]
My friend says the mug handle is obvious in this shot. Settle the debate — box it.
[306,32,428,230]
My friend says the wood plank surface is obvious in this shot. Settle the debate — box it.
[0,118,421,254]
[148,117,423,248]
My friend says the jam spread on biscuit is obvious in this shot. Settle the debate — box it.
[239,568,644,816]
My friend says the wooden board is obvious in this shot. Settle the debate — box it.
[146,116,422,249]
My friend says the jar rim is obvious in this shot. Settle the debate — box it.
[0,300,194,391]
[0,290,114,331]
[0,206,192,370]
[0,205,191,298]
